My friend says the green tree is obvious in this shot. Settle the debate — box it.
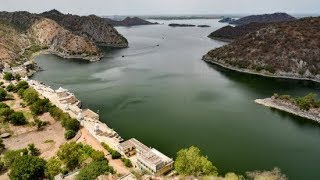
[30,99,51,115]
[9,111,27,125]
[6,84,15,92]
[57,142,83,170]
[76,160,113,180]
[3,149,26,167]
[22,88,39,105]
[0,102,9,109]
[3,72,13,81]
[64,118,80,132]
[15,81,29,92]
[64,130,76,140]
[0,88,7,101]
[111,151,121,159]
[122,158,132,168]
[14,74,21,81]
[9,155,46,180]
[27,143,40,156]
[0,107,14,121]
[0,138,5,152]
[174,146,218,176]
[90,150,105,162]
[45,157,62,179]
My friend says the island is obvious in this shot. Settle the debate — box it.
[255,93,320,123]
[197,25,211,28]
[218,17,236,23]
[230,12,296,25]
[203,17,320,82]
[168,23,196,27]
[104,17,158,26]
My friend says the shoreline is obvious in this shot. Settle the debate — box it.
[202,58,320,84]
[255,98,320,123]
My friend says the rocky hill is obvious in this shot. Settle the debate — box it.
[208,23,267,41]
[41,10,128,48]
[203,17,320,82]
[230,13,296,25]
[0,10,129,67]
[104,17,158,26]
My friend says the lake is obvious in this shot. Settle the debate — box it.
[32,19,320,179]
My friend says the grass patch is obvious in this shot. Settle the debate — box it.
[44,139,54,144]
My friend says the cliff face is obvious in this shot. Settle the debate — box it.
[28,18,100,60]
[0,10,129,66]
[203,17,320,81]
[230,13,296,25]
[41,10,128,48]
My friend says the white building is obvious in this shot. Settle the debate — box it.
[118,138,174,175]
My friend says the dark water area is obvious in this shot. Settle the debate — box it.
[32,19,320,179]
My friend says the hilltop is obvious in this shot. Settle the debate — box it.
[104,17,158,26]
[230,12,296,25]
[0,10,128,68]
[203,17,320,82]
[209,13,296,41]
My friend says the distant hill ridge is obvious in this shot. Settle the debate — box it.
[104,17,158,26]
[203,17,320,82]
[230,12,296,25]
[210,13,296,41]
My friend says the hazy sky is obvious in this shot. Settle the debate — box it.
[1,0,319,16]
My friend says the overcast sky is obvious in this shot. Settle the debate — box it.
[1,0,319,16]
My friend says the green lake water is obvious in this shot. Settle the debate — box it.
[32,19,320,179]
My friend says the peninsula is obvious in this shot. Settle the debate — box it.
[256,93,320,123]
[203,17,320,82]
[104,17,158,26]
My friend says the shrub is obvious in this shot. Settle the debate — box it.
[27,143,40,156]
[101,142,121,159]
[14,74,21,81]
[6,84,15,92]
[22,88,39,105]
[30,98,51,115]
[14,81,29,92]
[0,107,14,121]
[121,158,132,168]
[45,157,62,179]
[9,155,46,180]
[9,111,27,125]
[64,130,76,140]
[57,142,83,170]
[34,118,48,130]
[76,160,114,180]
[64,118,80,132]
[0,88,7,101]
[3,72,13,81]
[3,149,27,167]
[0,102,9,109]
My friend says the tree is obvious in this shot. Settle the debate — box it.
[27,143,40,156]
[0,102,9,109]
[64,118,80,132]
[57,142,83,170]
[45,157,62,179]
[9,111,27,125]
[0,88,7,101]
[90,150,105,162]
[23,88,39,105]
[0,138,5,152]
[30,99,51,115]
[3,149,27,167]
[122,158,132,168]
[3,72,13,81]
[76,160,113,180]
[14,74,21,81]
[34,118,48,130]
[6,84,15,92]
[9,155,46,180]
[15,81,29,92]
[0,107,14,121]
[111,151,121,159]
[174,146,218,176]
[64,130,76,140]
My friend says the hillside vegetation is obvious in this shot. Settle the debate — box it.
[203,17,320,81]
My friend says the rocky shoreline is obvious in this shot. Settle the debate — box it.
[202,57,320,83]
[255,98,320,123]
